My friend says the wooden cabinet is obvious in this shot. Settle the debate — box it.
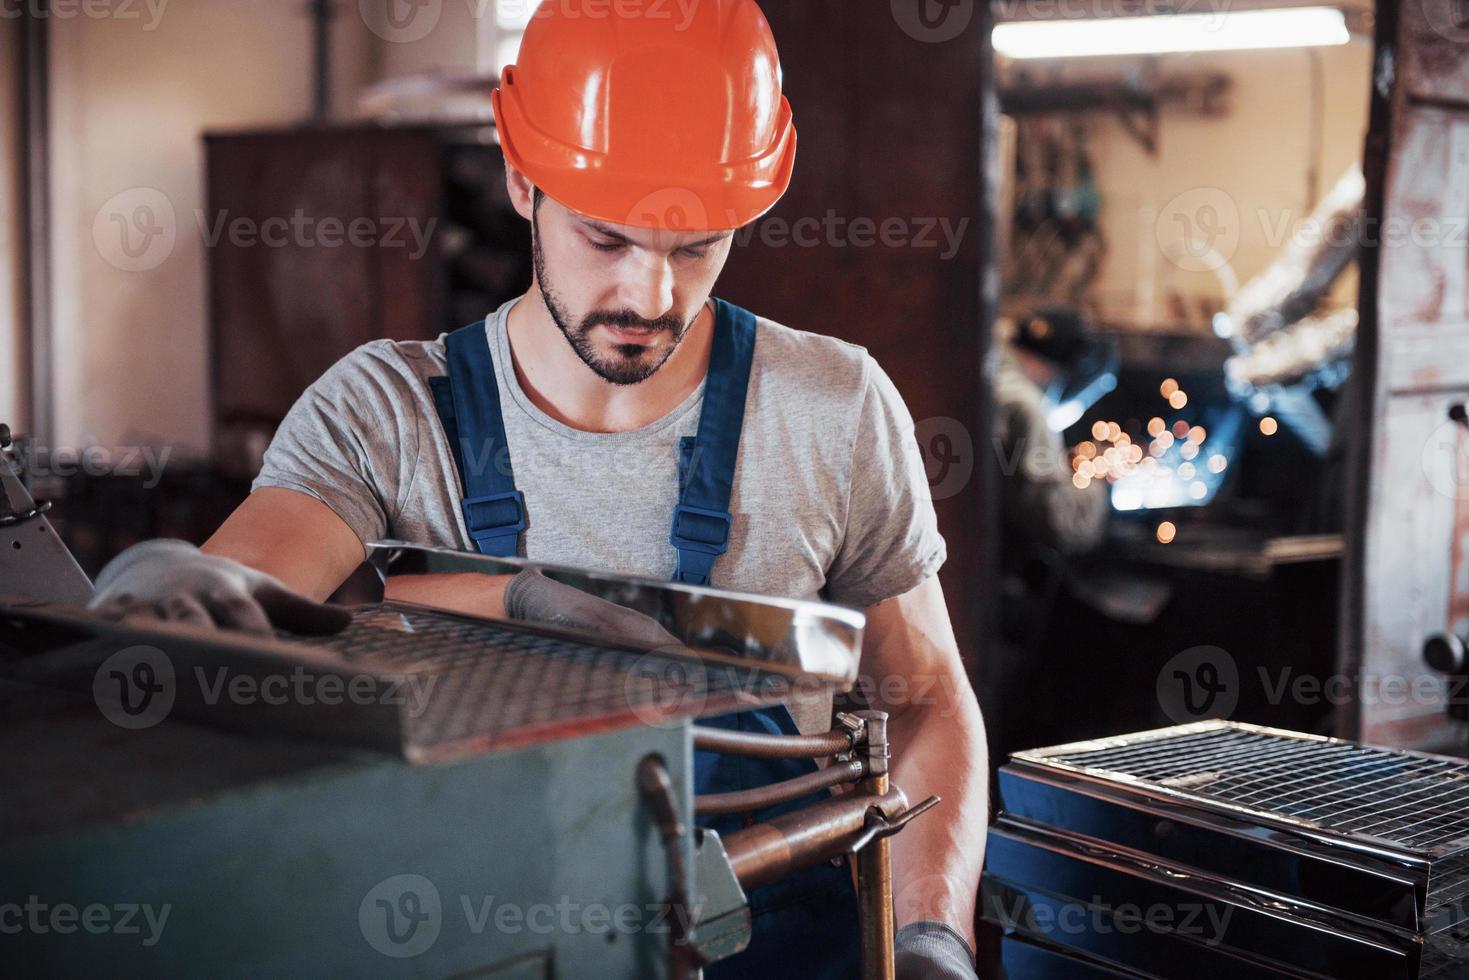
[203,124,531,460]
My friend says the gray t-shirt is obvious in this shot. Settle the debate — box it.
[254,297,947,733]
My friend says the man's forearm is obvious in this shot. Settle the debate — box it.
[886,679,989,950]
[385,572,514,619]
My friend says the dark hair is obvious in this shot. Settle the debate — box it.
[532,187,544,212]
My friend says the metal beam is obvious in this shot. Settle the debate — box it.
[19,3,51,446]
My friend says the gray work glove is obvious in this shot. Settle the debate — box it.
[503,568,680,649]
[895,921,979,980]
[89,539,351,636]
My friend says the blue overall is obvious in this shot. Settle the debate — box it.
[430,299,861,979]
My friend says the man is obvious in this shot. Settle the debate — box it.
[90,3,987,977]
[994,307,1110,559]
[988,307,1108,767]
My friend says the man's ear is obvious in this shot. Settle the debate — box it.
[504,161,536,222]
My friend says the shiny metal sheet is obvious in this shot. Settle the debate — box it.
[363,541,866,685]
[0,598,796,763]
[992,721,1469,977]
[984,817,1416,979]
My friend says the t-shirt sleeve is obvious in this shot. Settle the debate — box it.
[251,343,420,555]
[823,355,948,609]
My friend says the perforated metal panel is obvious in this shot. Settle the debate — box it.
[987,721,1469,978]
[1028,722,1469,855]
[312,604,782,752]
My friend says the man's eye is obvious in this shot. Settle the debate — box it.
[589,239,624,253]
[678,247,710,260]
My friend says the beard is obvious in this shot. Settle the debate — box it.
[532,217,695,386]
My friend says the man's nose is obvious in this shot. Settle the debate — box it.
[618,253,677,322]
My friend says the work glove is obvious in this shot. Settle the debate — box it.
[895,921,979,980]
[89,539,351,636]
[503,568,681,649]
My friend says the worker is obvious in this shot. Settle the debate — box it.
[987,306,1109,765]
[88,2,988,977]
[994,306,1110,559]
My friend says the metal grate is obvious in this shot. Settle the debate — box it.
[303,604,779,745]
[1033,723,1469,855]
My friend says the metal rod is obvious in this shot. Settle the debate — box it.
[721,786,909,892]
[637,755,701,980]
[854,711,896,980]
[20,4,51,444]
[692,725,855,759]
[694,759,865,816]
[309,0,334,121]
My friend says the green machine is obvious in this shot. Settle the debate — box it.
[0,539,934,978]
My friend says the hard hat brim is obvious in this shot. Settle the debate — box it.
[494,76,797,233]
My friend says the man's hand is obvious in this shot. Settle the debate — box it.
[90,539,351,635]
[504,568,681,648]
[895,921,979,979]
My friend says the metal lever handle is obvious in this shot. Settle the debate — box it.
[847,795,941,854]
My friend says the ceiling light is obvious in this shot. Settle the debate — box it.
[993,7,1350,60]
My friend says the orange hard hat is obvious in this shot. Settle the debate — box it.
[492,0,796,232]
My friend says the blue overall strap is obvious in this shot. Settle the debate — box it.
[670,299,756,586]
[439,321,527,557]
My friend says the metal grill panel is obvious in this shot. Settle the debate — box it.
[306,604,780,748]
[1028,722,1469,855]
[994,722,1469,978]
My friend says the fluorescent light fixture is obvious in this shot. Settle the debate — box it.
[993,6,1350,59]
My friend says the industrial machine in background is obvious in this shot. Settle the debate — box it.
[983,721,1469,978]
[0,541,936,979]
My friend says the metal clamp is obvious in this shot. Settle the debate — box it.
[847,795,942,854]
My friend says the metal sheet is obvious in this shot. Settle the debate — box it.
[991,721,1469,976]
[984,870,1307,980]
[997,763,1424,931]
[0,598,798,763]
[984,819,1416,979]
[365,541,867,685]
[0,456,92,605]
